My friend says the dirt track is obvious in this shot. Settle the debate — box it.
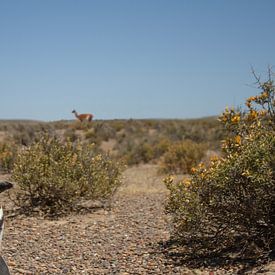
[1,165,274,274]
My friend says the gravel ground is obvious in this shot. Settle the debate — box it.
[1,165,274,274]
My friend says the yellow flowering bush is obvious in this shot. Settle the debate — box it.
[12,135,123,215]
[165,72,275,262]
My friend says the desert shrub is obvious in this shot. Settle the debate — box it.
[165,72,275,262]
[83,122,116,146]
[12,135,123,215]
[116,135,169,165]
[153,138,171,159]
[163,118,223,148]
[70,120,93,131]
[93,122,116,142]
[11,122,53,146]
[85,129,96,140]
[88,118,222,166]
[164,121,187,141]
[160,140,207,174]
[184,118,223,145]
[49,120,71,130]
[0,142,18,172]
[124,140,155,165]
[111,120,125,132]
[63,128,78,142]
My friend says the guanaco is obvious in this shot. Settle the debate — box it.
[72,110,93,122]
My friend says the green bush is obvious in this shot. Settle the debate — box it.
[165,72,275,262]
[12,135,123,215]
[0,142,18,172]
[160,140,207,174]
[125,141,155,165]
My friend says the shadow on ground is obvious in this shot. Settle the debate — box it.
[157,239,275,274]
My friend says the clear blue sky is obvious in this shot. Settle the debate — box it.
[0,1,274,121]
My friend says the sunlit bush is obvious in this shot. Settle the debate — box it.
[12,135,123,215]
[160,140,207,174]
[165,71,275,261]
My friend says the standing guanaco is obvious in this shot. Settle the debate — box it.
[72,110,93,122]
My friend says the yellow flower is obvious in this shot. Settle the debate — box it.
[235,135,241,145]
[245,101,251,108]
[231,115,240,123]
[191,167,197,173]
[249,109,258,119]
[198,162,205,168]
[184,179,191,187]
[247,96,256,102]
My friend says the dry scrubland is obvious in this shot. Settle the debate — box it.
[0,99,274,274]
[0,117,223,168]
